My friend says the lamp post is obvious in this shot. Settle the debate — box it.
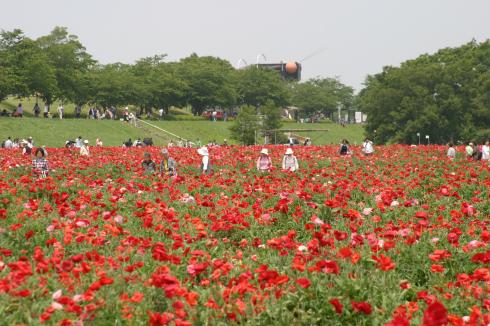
[236,58,248,69]
[256,54,266,67]
[425,135,430,145]
[417,133,420,145]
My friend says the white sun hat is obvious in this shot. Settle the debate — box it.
[84,140,89,144]
[197,147,209,156]
[260,148,269,155]
[285,148,294,155]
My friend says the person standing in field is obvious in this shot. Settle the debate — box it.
[44,104,50,118]
[80,140,90,156]
[33,103,40,117]
[282,148,299,171]
[198,147,212,175]
[471,143,482,161]
[482,140,490,161]
[75,105,82,118]
[96,138,103,147]
[160,148,177,177]
[447,142,456,160]
[57,104,64,119]
[257,148,273,172]
[16,103,23,117]
[465,142,474,159]
[361,138,374,155]
[32,148,49,179]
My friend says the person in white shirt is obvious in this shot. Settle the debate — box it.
[4,137,13,149]
[282,148,299,171]
[482,140,490,161]
[362,138,374,155]
[75,136,83,148]
[197,147,211,175]
[57,105,64,119]
[43,104,49,118]
[96,138,103,147]
[80,140,90,156]
[447,142,456,160]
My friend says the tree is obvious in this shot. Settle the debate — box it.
[91,63,137,108]
[260,100,283,143]
[178,54,236,115]
[291,77,354,119]
[36,27,95,105]
[230,105,261,145]
[358,40,490,144]
[235,67,290,107]
[0,29,58,102]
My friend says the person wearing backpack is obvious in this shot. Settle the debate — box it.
[339,139,350,156]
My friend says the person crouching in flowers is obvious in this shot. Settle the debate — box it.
[257,148,273,172]
[32,148,49,179]
[160,148,176,177]
[197,146,212,175]
[80,140,90,156]
[142,152,156,174]
[282,148,299,171]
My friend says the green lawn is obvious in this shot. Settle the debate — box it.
[1,97,365,147]
[0,117,365,147]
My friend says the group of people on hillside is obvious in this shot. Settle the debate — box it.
[0,102,125,120]
[447,141,490,161]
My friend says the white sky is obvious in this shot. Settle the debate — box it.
[2,0,490,91]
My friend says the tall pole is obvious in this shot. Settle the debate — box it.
[256,54,267,67]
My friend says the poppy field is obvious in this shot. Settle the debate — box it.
[0,145,489,325]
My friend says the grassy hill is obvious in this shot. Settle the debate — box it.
[1,97,365,147]
[0,118,365,147]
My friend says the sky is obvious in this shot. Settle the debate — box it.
[2,0,490,91]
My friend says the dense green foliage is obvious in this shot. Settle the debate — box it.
[291,78,355,119]
[358,40,490,144]
[0,27,354,120]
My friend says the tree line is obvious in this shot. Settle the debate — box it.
[3,27,488,144]
[0,27,354,119]
[358,40,490,144]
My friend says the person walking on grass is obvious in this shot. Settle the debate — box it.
[57,104,64,119]
[282,148,299,172]
[447,142,456,160]
[33,103,40,117]
[160,148,177,177]
[32,148,49,179]
[198,146,212,175]
[44,104,50,118]
[80,140,90,156]
[257,148,273,172]
[15,103,23,117]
